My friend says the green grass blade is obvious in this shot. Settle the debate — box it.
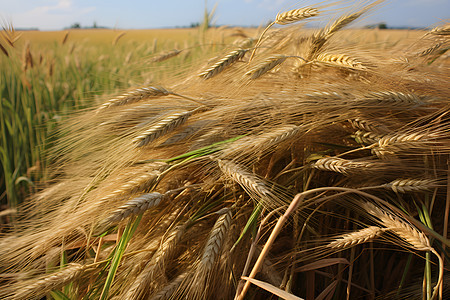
[99,214,142,300]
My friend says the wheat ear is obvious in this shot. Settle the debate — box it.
[371,132,436,157]
[249,7,319,61]
[364,202,432,251]
[312,157,380,175]
[429,24,450,36]
[217,159,273,200]
[152,49,182,62]
[363,91,424,106]
[245,55,288,79]
[201,209,233,270]
[327,226,385,249]
[14,263,86,300]
[199,49,248,79]
[314,53,367,70]
[133,107,205,147]
[353,130,382,145]
[126,220,190,299]
[96,86,171,112]
[152,272,190,300]
[381,178,438,193]
[97,162,168,203]
[97,192,164,232]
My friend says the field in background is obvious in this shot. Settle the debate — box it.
[0,27,240,208]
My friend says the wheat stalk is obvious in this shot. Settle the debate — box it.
[381,178,438,193]
[14,263,86,300]
[327,226,385,249]
[133,108,204,147]
[363,202,432,251]
[245,55,288,79]
[199,49,248,79]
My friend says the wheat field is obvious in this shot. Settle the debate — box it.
[0,1,449,299]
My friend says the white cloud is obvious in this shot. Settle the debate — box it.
[7,0,96,30]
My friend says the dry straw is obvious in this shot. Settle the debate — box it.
[14,263,86,299]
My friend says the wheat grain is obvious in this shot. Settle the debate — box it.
[372,132,436,157]
[199,49,248,79]
[217,159,273,200]
[348,118,388,134]
[152,272,189,300]
[314,53,367,70]
[382,178,438,193]
[101,192,164,225]
[245,55,287,79]
[312,157,382,175]
[133,108,203,147]
[327,226,384,249]
[275,7,319,25]
[353,130,382,145]
[201,209,232,269]
[363,91,424,106]
[126,220,190,299]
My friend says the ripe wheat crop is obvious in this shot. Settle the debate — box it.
[0,1,449,299]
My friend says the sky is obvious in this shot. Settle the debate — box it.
[0,0,448,31]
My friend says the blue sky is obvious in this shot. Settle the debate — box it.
[1,0,448,30]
